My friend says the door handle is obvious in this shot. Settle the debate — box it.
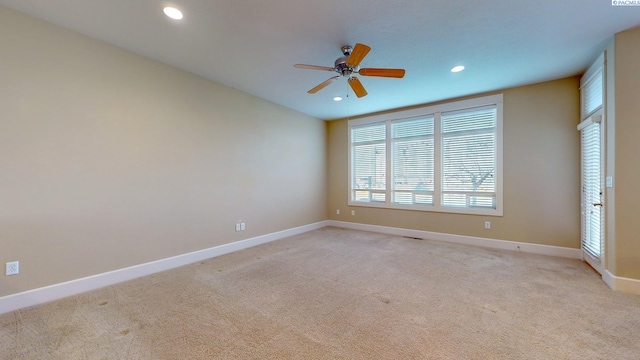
[593,203,603,207]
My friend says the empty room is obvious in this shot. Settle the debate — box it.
[1,1,640,359]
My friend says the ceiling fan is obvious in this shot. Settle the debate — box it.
[294,43,405,98]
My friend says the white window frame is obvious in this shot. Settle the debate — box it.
[348,94,503,216]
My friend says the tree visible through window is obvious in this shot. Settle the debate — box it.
[441,106,497,208]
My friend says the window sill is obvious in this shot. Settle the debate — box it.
[347,200,503,217]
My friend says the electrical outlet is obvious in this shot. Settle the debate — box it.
[351,210,355,216]
[240,222,246,231]
[6,261,19,276]
[235,223,241,232]
[336,209,340,215]
[484,221,491,230]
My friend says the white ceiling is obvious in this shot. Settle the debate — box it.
[1,1,639,120]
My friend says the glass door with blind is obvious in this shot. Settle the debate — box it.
[579,110,603,273]
[579,56,604,273]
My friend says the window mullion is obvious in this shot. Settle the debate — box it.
[434,112,442,211]
[385,120,392,205]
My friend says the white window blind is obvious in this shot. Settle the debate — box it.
[581,69,603,119]
[351,123,386,203]
[391,117,434,206]
[348,94,502,216]
[581,121,602,258]
[441,106,497,209]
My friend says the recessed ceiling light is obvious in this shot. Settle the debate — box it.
[451,65,465,73]
[163,7,183,20]
[333,96,343,102]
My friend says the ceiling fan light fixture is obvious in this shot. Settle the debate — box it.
[163,7,183,20]
[451,65,465,73]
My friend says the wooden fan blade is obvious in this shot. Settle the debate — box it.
[294,64,335,71]
[346,43,371,68]
[359,68,406,78]
[308,76,340,94]
[348,76,368,98]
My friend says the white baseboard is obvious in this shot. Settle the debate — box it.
[5,220,630,315]
[0,221,329,315]
[602,269,616,289]
[327,221,640,294]
[603,270,640,295]
[327,220,582,259]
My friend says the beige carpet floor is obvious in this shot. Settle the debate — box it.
[1,227,640,359]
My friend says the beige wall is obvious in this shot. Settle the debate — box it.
[614,26,640,279]
[0,7,327,297]
[328,78,581,248]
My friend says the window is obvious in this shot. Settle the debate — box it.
[391,116,435,206]
[349,94,503,216]
[581,68,603,120]
[352,123,386,203]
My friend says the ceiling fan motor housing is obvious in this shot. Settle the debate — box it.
[334,45,356,76]
[334,56,353,76]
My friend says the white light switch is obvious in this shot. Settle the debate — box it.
[606,176,613,188]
